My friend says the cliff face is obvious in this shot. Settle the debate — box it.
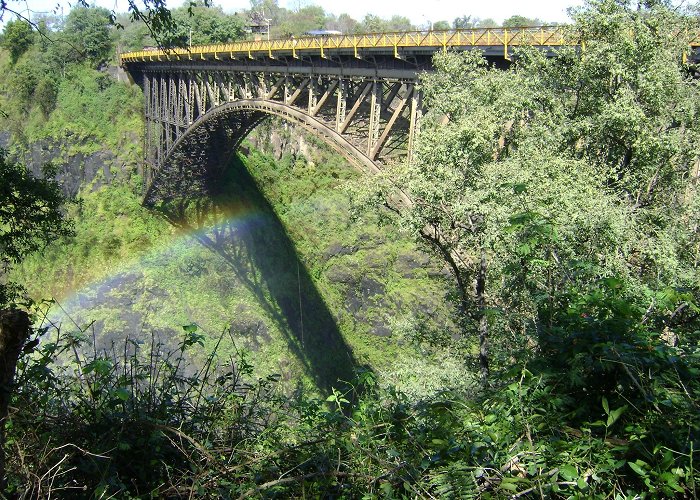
[23,139,117,196]
[245,120,313,161]
[0,131,136,198]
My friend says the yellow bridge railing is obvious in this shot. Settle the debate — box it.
[120,26,700,64]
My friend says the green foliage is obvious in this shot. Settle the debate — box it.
[502,15,544,27]
[358,14,414,33]
[13,182,170,300]
[0,151,73,305]
[452,16,499,29]
[63,7,114,67]
[2,1,699,497]
[2,20,34,65]
[7,314,284,496]
[6,58,39,105]
[278,5,326,36]
[113,14,153,52]
[163,4,246,46]
[453,15,476,29]
[325,13,359,34]
[355,0,700,373]
[9,318,696,497]
[432,20,451,31]
[7,127,458,395]
[31,65,142,151]
[0,60,143,154]
[346,3,700,496]
[0,9,143,154]
[34,77,58,117]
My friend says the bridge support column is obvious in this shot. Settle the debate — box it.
[308,79,317,115]
[367,81,382,156]
[335,79,347,132]
[143,75,152,177]
[407,90,423,165]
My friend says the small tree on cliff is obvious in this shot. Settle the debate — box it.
[0,152,73,304]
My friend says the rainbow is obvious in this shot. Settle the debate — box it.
[47,199,271,329]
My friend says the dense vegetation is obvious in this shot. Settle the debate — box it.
[0,0,699,497]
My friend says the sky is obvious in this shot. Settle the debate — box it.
[2,0,583,26]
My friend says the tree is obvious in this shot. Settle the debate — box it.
[502,15,543,27]
[354,0,700,384]
[453,16,518,30]
[2,20,34,64]
[167,4,246,45]
[113,13,154,52]
[359,14,386,33]
[0,153,73,306]
[63,7,113,66]
[34,77,58,117]
[0,152,72,490]
[278,5,326,37]
[0,0,219,53]
[453,15,476,29]
[386,15,413,32]
[432,20,451,31]
[326,13,358,34]
[6,59,39,106]
[249,0,283,25]
[475,17,498,28]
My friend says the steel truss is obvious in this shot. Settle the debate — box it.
[141,68,422,203]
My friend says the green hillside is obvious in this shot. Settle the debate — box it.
[10,141,464,393]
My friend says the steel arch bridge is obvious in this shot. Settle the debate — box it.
[120,26,700,206]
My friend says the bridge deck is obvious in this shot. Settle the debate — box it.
[120,26,700,64]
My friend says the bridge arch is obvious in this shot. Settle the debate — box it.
[136,69,421,205]
[143,98,383,205]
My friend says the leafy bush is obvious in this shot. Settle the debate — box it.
[7,316,283,496]
[5,296,697,497]
[63,7,114,68]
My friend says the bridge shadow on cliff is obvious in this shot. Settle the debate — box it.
[157,154,360,393]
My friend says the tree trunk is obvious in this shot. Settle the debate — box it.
[476,251,490,384]
[0,308,31,493]
[418,227,491,384]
